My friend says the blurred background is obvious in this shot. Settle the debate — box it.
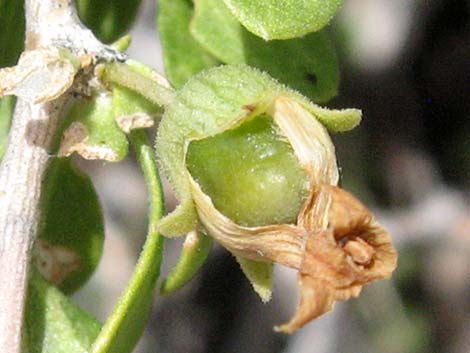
[71,0,470,352]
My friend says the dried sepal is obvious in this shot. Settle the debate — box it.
[276,185,397,333]
[58,121,89,157]
[268,96,338,186]
[115,113,154,133]
[0,47,79,103]
[189,174,304,269]
[58,121,120,161]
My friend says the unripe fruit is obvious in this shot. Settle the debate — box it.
[187,114,309,227]
[156,65,396,333]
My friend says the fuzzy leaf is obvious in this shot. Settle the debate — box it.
[191,0,244,63]
[223,0,342,40]
[158,0,219,88]
[302,103,362,132]
[76,0,143,43]
[156,199,199,237]
[190,0,339,102]
[236,257,273,303]
[0,0,24,68]
[24,271,101,353]
[36,158,104,294]
[243,32,339,103]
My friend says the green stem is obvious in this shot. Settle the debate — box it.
[102,62,175,106]
[130,129,165,232]
[90,129,164,353]
[160,230,213,295]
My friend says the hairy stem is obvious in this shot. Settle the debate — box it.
[0,1,122,351]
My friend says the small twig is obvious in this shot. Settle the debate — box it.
[0,1,122,351]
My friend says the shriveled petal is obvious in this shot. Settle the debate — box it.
[275,275,334,334]
[278,186,397,333]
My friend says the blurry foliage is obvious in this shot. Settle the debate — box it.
[0,0,24,68]
[76,0,143,43]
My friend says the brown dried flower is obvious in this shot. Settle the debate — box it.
[187,97,397,332]
[277,185,397,333]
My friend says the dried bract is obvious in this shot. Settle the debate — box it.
[0,47,79,103]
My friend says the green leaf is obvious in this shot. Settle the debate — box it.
[0,96,14,159]
[243,32,340,103]
[37,158,104,294]
[160,230,213,295]
[0,0,24,67]
[191,0,244,63]
[303,103,362,132]
[111,35,132,52]
[236,257,273,303]
[76,0,143,43]
[24,271,101,353]
[112,85,159,121]
[156,199,198,237]
[190,0,339,102]
[223,0,342,40]
[90,130,164,353]
[158,0,219,88]
[58,92,129,162]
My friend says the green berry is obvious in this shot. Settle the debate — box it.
[186,114,309,227]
